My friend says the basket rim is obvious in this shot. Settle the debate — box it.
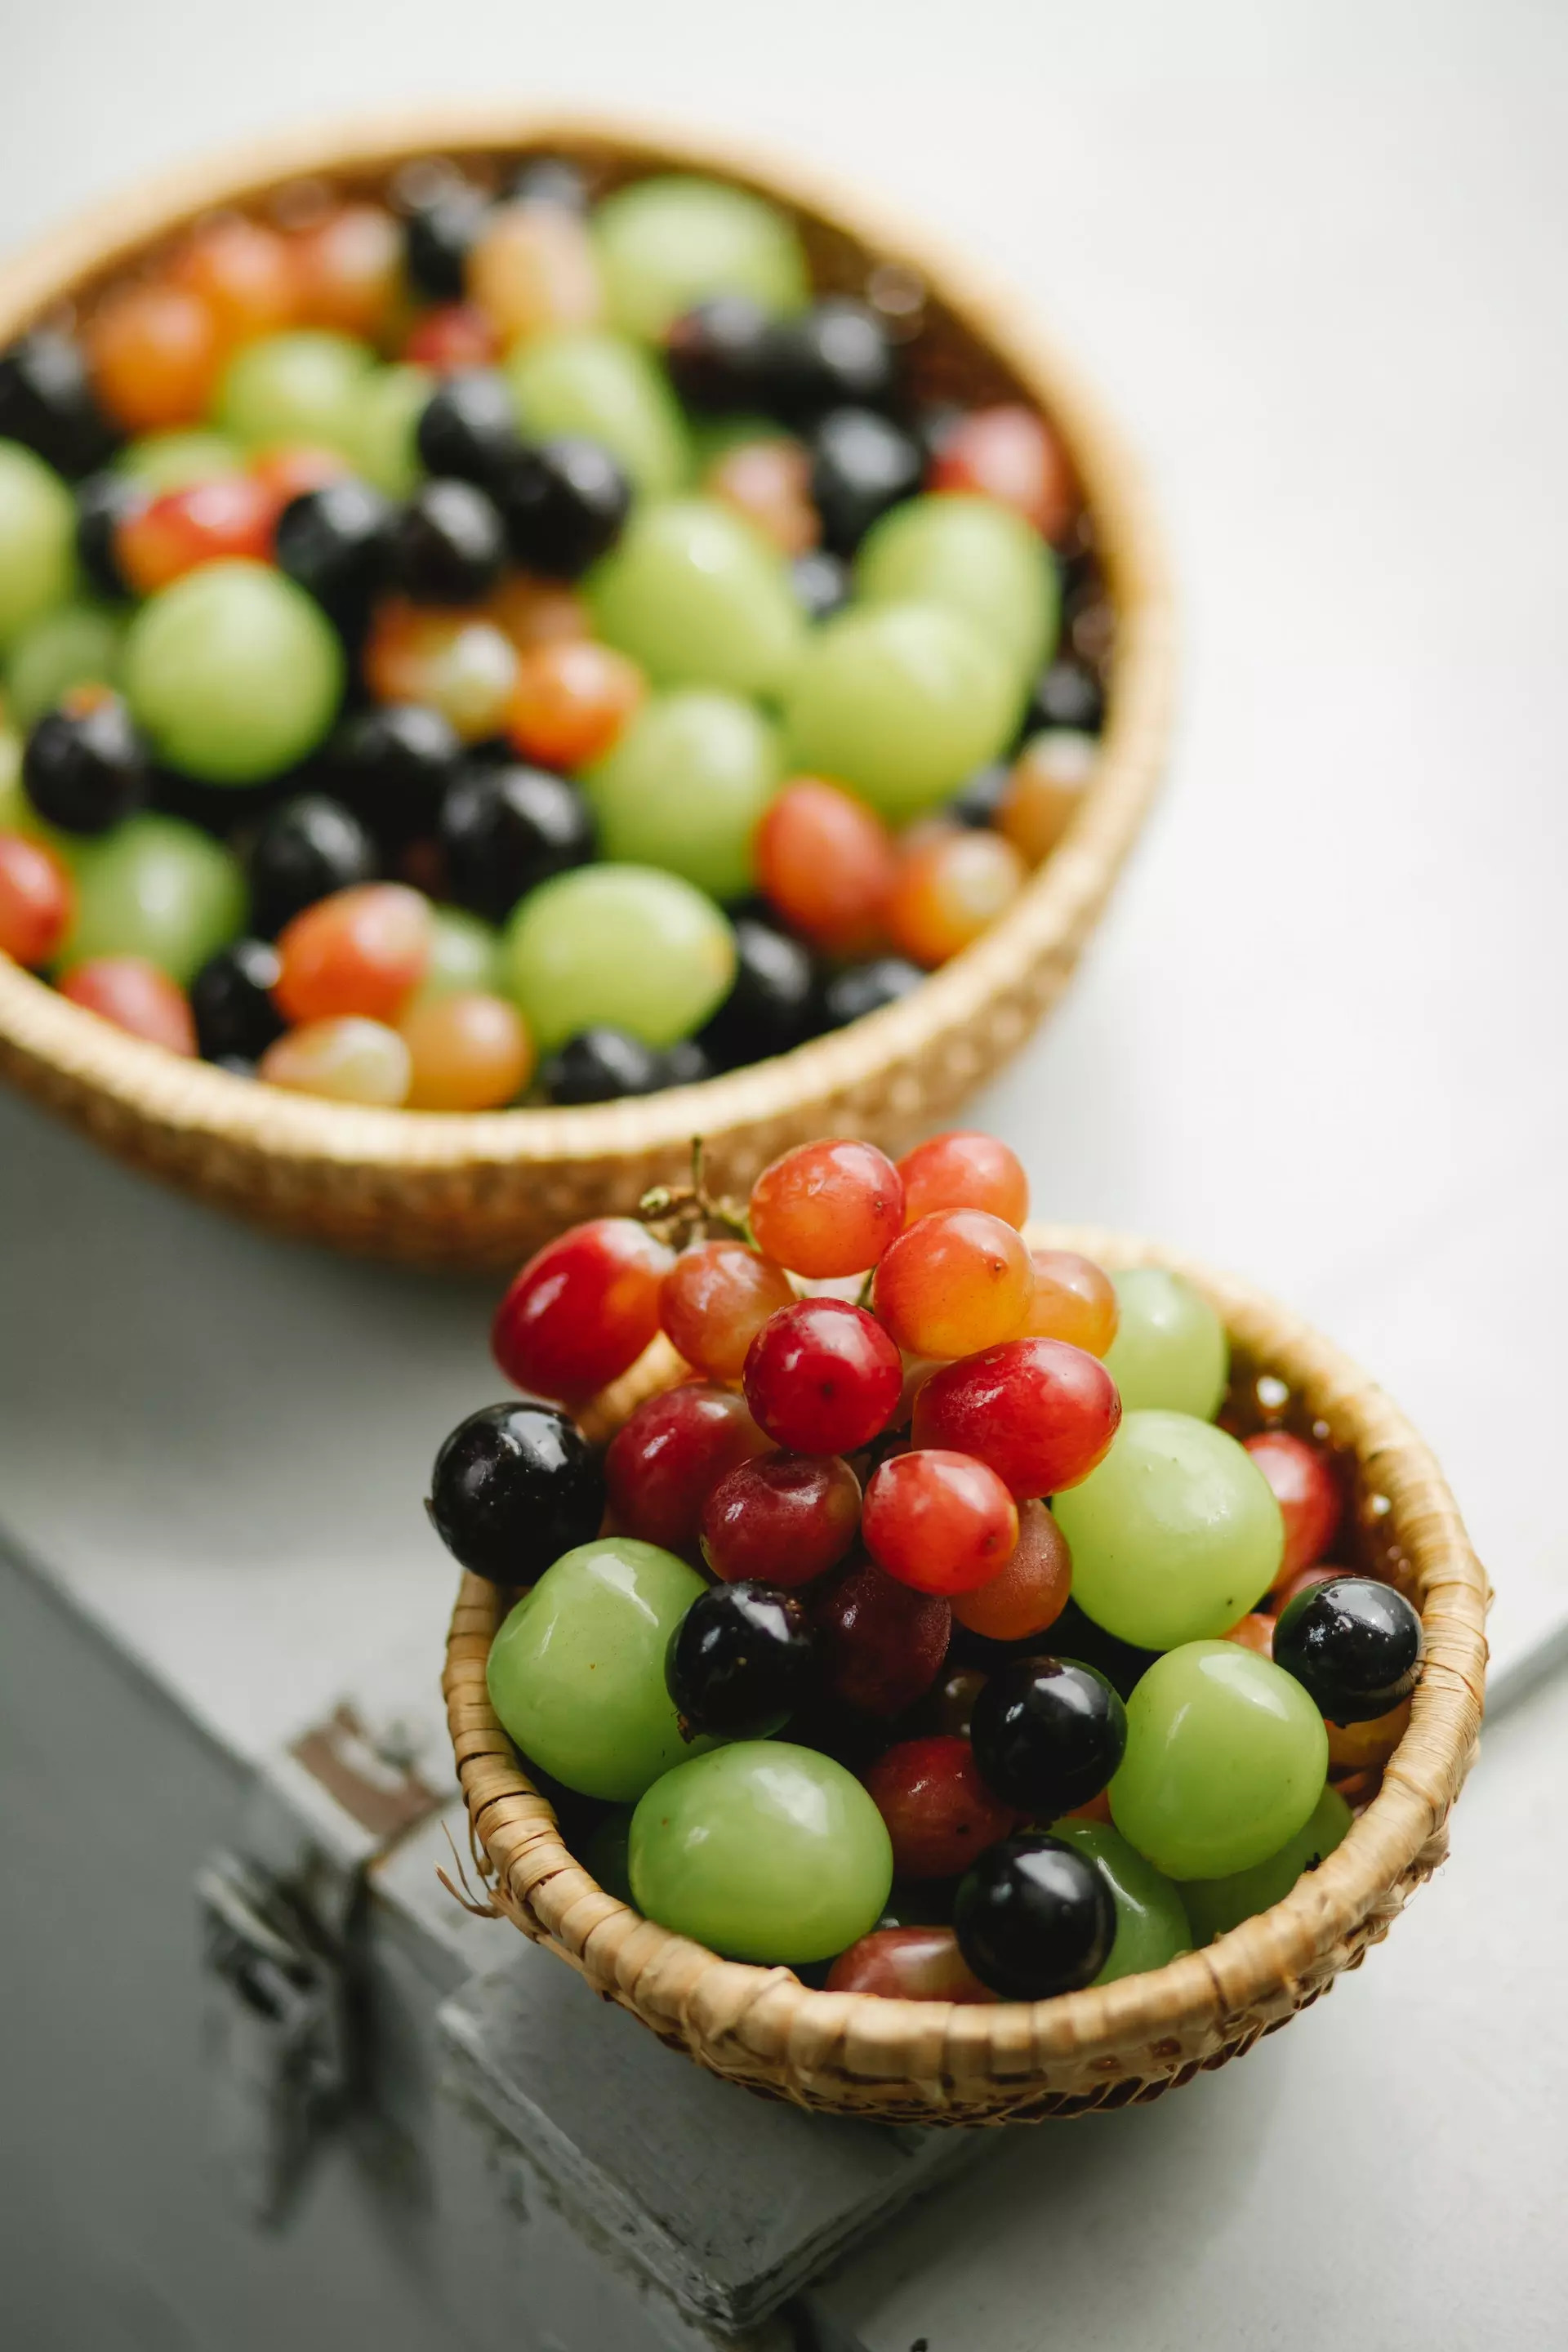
[442,1225,1489,2108]
[0,105,1176,1179]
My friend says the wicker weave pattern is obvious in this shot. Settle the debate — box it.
[443,1229,1487,2123]
[0,109,1174,1268]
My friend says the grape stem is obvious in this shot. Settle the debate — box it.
[637,1136,754,1249]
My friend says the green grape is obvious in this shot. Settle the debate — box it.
[1180,1784,1353,1946]
[593,175,808,341]
[856,493,1059,685]
[581,1809,635,1907]
[0,726,24,829]
[1052,1410,1284,1650]
[124,559,344,784]
[782,602,1021,822]
[61,813,246,984]
[418,904,503,998]
[584,688,779,898]
[588,499,804,699]
[1110,1641,1329,1880]
[506,330,690,497]
[350,363,434,497]
[1102,1267,1229,1419]
[117,431,244,492]
[216,331,376,457]
[504,863,734,1050]
[0,441,76,651]
[629,1741,893,1963]
[3,602,127,728]
[1049,1819,1192,1984]
[485,1536,715,1802]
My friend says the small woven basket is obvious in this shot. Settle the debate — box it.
[0,109,1174,1269]
[443,1227,1488,2124]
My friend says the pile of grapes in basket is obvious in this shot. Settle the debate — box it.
[430,1130,1423,2001]
[0,154,1107,1107]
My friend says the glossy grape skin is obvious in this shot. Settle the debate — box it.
[292,203,403,341]
[1023,657,1105,737]
[274,882,431,1025]
[539,1025,667,1103]
[506,849,736,1042]
[783,601,1021,823]
[488,1536,714,1802]
[466,202,603,343]
[61,813,244,985]
[440,762,594,925]
[886,824,1027,968]
[0,331,118,477]
[414,368,519,486]
[706,433,817,555]
[763,300,896,425]
[507,330,689,497]
[124,559,343,785]
[0,441,78,650]
[4,603,126,729]
[1326,1696,1411,1772]
[951,1499,1071,1641]
[898,1131,1028,1230]
[665,1579,817,1737]
[754,776,894,955]
[743,1299,902,1455]
[817,956,924,1030]
[1244,1430,1343,1583]
[398,988,533,1109]
[862,1450,1018,1597]
[912,1338,1121,1500]
[1024,1248,1120,1357]
[659,1240,796,1379]
[826,1926,995,2003]
[189,938,285,1062]
[630,1740,891,1963]
[492,1216,674,1402]
[1226,1612,1276,1659]
[1054,1410,1284,1650]
[929,405,1077,541]
[258,1016,411,1104]
[605,1382,771,1554]
[273,479,394,620]
[697,911,817,1067]
[583,687,778,898]
[352,363,434,497]
[21,691,147,835]
[500,438,633,578]
[969,1655,1126,1816]
[1178,1784,1353,1946]
[593,176,808,341]
[864,1735,1019,1881]
[810,408,924,555]
[857,493,1058,686]
[587,497,804,701]
[418,903,501,997]
[58,954,195,1053]
[1110,1642,1329,1880]
[874,1209,1034,1360]
[749,1137,903,1277]
[400,173,489,301]
[997,728,1098,865]
[700,1453,862,1588]
[0,830,72,966]
[87,284,220,433]
[216,331,375,458]
[74,470,142,599]
[1272,1575,1423,1723]
[246,795,377,938]
[1102,1267,1229,1420]
[1047,1820,1192,1985]
[428,1399,604,1584]
[506,638,643,772]
[172,216,298,344]
[954,1833,1115,1999]
[330,702,461,849]
[813,1557,951,1717]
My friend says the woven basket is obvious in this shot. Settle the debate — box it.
[443,1227,1488,2124]
[0,109,1174,1269]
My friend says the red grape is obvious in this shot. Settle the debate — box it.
[274,884,432,1025]
[951,1499,1071,1640]
[826,1925,996,2003]
[885,826,1027,968]
[912,1338,1121,1498]
[748,1138,904,1278]
[1022,1247,1119,1357]
[862,1450,1018,1596]
[743,1299,902,1454]
[58,956,195,1054]
[755,777,896,955]
[700,1453,862,1588]
[863,1735,1020,1879]
[873,1208,1033,1359]
[1225,1611,1276,1658]
[928,404,1077,542]
[117,474,279,594]
[898,1131,1029,1229]
[813,1557,951,1717]
[660,1241,797,1380]
[1245,1430,1343,1584]
[0,832,72,969]
[604,1382,770,1554]
[491,1217,675,1403]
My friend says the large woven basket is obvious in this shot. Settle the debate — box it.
[0,109,1174,1269]
[443,1227,1488,2124]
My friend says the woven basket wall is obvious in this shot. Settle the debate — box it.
[0,109,1174,1269]
[443,1227,1488,2124]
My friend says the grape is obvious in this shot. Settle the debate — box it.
[0,441,77,650]
[748,1137,903,1277]
[864,1735,1019,1880]
[292,203,402,341]
[954,1833,1115,1998]
[951,1499,1071,1642]
[1102,1267,1229,1419]
[582,1810,635,1906]
[440,764,593,922]
[664,1580,817,1738]
[783,602,1021,823]
[659,1239,796,1379]
[507,329,690,496]
[812,1557,950,1717]
[488,1535,715,1802]
[398,989,533,1110]
[0,831,72,967]
[886,825,1027,967]
[503,863,735,1051]
[929,406,1077,542]
[189,939,285,1063]
[898,1131,1028,1230]
[856,493,1059,685]
[998,729,1098,865]
[1109,1642,1329,1880]
[1023,1248,1119,1357]
[873,1208,1034,1359]
[587,497,804,699]
[628,1740,891,1962]
[124,559,343,784]
[583,687,779,898]
[754,775,894,953]
[62,813,244,985]
[365,604,519,741]
[705,434,817,555]
[245,795,376,938]
[1178,1784,1352,1946]
[1226,1613,1276,1658]
[116,430,243,493]
[698,911,817,1067]
[419,904,503,997]
[1244,1431,1343,1582]
[1272,1575,1423,1723]
[274,882,431,1025]
[173,216,298,344]
[912,1338,1121,1499]
[826,1926,994,2003]
[216,331,376,457]
[1053,1410,1284,1650]
[427,1399,604,1584]
[352,363,435,497]
[862,1450,1018,1597]
[58,955,195,1053]
[593,176,808,341]
[119,474,280,595]
[742,1298,902,1454]
[605,1381,770,1553]
[258,1016,411,1104]
[467,202,603,341]
[1327,1697,1410,1771]
[86,284,220,432]
[3,602,124,728]
[21,690,147,835]
[1047,1820,1192,1985]
[491,1216,675,1403]
[970,1655,1126,1815]
[700,1453,862,1588]
[508,639,644,771]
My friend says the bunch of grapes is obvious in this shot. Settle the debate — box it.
[429,1129,1423,2002]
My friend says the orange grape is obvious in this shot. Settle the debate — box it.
[873,1208,1033,1359]
[749,1137,904,1278]
[274,883,432,1024]
[885,824,1026,967]
[1023,1247,1119,1356]
[398,989,532,1109]
[951,1499,1071,1640]
[754,776,895,954]
[997,730,1097,866]
[898,1130,1028,1228]
[87,283,222,430]
[660,1240,797,1380]
[506,638,645,769]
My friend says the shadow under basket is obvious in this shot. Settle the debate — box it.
[0,107,1174,1270]
[443,1227,1489,2125]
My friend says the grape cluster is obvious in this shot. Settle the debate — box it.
[0,153,1114,1109]
[428,1127,1424,2000]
